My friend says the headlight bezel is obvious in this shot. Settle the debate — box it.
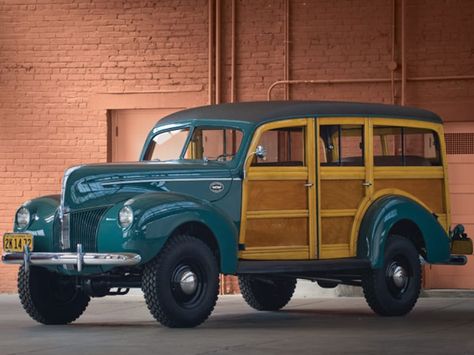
[118,205,134,229]
[15,207,31,230]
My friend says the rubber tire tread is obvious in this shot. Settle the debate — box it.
[238,275,297,311]
[362,235,422,317]
[142,234,219,328]
[18,265,90,325]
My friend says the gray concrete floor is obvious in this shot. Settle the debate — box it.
[1,292,474,355]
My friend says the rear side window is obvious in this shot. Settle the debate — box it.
[373,126,441,166]
[319,125,364,166]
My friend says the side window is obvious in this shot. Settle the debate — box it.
[252,126,305,166]
[320,125,364,166]
[373,126,441,166]
[185,127,243,161]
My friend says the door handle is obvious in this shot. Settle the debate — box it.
[362,181,372,187]
[304,183,314,187]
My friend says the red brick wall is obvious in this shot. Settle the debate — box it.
[0,0,473,292]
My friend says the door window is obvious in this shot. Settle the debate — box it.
[319,125,364,166]
[252,126,305,166]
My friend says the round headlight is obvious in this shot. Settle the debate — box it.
[16,207,31,229]
[118,206,134,228]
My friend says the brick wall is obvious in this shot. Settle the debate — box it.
[0,0,473,292]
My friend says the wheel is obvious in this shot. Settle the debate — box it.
[142,234,219,328]
[362,235,421,316]
[18,265,90,325]
[238,275,296,311]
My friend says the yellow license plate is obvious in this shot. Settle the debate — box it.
[3,233,34,253]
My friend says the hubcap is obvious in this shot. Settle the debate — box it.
[391,265,408,289]
[179,270,198,295]
[386,260,410,298]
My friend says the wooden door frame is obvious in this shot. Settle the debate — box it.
[317,117,371,259]
[239,118,317,260]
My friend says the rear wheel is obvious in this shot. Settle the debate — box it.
[362,235,421,316]
[238,275,296,311]
[18,266,90,324]
[142,234,219,328]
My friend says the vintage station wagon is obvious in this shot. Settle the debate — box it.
[3,101,472,327]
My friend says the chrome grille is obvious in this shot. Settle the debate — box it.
[52,207,109,252]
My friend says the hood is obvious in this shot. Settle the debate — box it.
[62,161,235,212]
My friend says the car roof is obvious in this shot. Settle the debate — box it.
[157,101,442,127]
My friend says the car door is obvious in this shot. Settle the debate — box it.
[317,117,370,259]
[239,118,317,260]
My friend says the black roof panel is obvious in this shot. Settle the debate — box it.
[158,101,442,126]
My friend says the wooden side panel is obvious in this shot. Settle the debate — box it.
[320,180,365,210]
[247,180,308,211]
[246,218,308,248]
[375,179,445,212]
[321,217,354,245]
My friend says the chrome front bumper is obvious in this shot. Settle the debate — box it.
[2,244,141,272]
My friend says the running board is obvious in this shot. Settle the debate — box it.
[236,258,371,275]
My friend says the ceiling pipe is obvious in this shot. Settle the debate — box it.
[401,0,406,105]
[284,0,290,100]
[390,0,397,104]
[267,75,474,101]
[215,0,222,104]
[208,0,214,105]
[231,0,236,103]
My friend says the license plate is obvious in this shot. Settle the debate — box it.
[3,233,34,253]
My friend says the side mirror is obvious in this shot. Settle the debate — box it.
[255,145,267,160]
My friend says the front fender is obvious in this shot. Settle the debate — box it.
[357,195,450,268]
[19,195,60,252]
[102,192,239,273]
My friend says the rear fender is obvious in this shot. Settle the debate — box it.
[357,195,450,268]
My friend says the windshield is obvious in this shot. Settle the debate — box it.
[144,127,243,162]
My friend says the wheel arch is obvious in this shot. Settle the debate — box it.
[356,194,450,268]
[126,192,239,273]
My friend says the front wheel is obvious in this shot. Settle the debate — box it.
[142,234,219,328]
[362,235,421,316]
[18,266,90,324]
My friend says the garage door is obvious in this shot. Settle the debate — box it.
[425,122,474,289]
[110,108,187,162]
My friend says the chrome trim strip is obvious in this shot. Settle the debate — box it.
[2,252,142,267]
[101,177,239,186]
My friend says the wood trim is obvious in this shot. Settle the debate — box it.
[248,170,308,180]
[247,210,309,219]
[320,167,366,180]
[320,209,357,217]
[374,166,444,179]
[319,244,351,259]
[307,119,317,258]
[319,117,366,125]
[239,246,309,260]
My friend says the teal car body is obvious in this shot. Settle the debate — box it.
[7,101,472,327]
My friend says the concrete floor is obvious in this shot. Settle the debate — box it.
[1,293,474,355]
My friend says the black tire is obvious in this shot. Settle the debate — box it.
[362,235,421,316]
[142,234,219,328]
[18,265,90,325]
[238,275,296,311]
